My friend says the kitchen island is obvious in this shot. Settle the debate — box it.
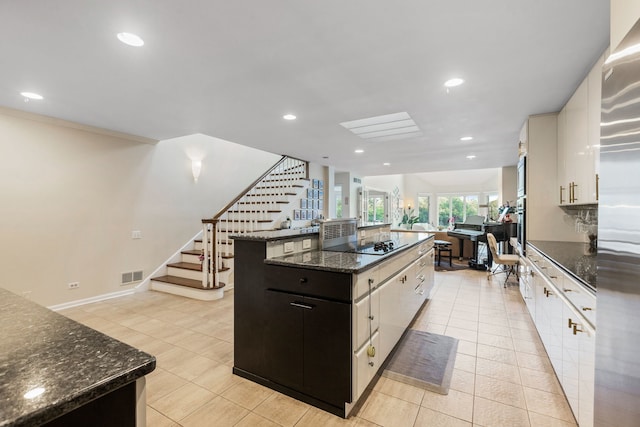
[232,229,434,417]
[0,288,155,427]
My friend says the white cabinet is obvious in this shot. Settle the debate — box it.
[525,244,595,427]
[351,239,435,403]
[353,331,380,399]
[557,52,605,205]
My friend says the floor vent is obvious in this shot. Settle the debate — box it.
[122,270,143,285]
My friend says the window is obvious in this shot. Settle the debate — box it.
[488,194,499,221]
[367,194,385,223]
[335,185,343,218]
[417,195,429,223]
[438,196,450,227]
[438,194,484,227]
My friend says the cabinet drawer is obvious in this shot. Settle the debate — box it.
[354,287,380,350]
[353,266,379,300]
[353,331,380,400]
[562,275,596,326]
[265,265,351,301]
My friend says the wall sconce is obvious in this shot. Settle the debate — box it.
[192,159,202,182]
[405,199,414,210]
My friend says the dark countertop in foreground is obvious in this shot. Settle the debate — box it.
[528,240,596,292]
[0,288,155,427]
[264,232,434,273]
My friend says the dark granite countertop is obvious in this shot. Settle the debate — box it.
[528,240,596,292]
[230,226,319,241]
[264,232,434,274]
[0,288,155,427]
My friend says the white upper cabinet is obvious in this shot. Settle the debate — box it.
[557,52,606,205]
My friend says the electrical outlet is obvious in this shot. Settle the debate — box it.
[302,239,311,249]
[132,230,142,239]
[284,241,294,253]
[68,282,79,289]
[360,230,366,238]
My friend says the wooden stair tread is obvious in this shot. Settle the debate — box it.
[168,262,202,271]
[256,185,303,189]
[228,210,281,213]
[246,192,296,196]
[237,201,288,204]
[182,249,202,255]
[152,275,225,290]
[168,260,230,273]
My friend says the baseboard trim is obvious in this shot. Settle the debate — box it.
[48,288,136,311]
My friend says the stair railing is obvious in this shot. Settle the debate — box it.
[201,156,308,288]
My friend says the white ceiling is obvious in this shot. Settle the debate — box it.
[0,1,609,177]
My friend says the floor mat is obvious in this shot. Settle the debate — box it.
[382,330,458,394]
[434,259,469,272]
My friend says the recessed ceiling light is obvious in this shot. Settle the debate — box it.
[354,149,364,153]
[383,162,391,166]
[117,32,144,47]
[20,92,43,100]
[444,78,464,87]
[283,114,296,120]
[460,136,473,141]
[466,155,476,160]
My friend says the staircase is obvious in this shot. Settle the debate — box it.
[150,156,309,300]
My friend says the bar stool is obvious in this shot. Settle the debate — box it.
[434,240,453,267]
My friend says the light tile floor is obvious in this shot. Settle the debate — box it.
[60,266,576,426]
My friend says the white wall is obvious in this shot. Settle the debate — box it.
[500,166,517,207]
[0,110,280,306]
[334,172,362,219]
[611,0,640,49]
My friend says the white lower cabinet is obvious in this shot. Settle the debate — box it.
[353,287,380,350]
[351,241,434,403]
[525,245,595,427]
[353,331,380,399]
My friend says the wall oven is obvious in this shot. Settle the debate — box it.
[517,156,526,198]
[516,196,526,254]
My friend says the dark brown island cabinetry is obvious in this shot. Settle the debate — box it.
[232,233,434,418]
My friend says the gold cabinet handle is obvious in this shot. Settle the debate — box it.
[570,182,578,203]
[560,186,565,204]
[568,318,577,328]
[573,324,584,335]
[596,174,599,201]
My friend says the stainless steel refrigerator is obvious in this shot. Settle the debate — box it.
[595,17,640,427]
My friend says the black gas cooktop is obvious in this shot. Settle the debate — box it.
[324,240,407,256]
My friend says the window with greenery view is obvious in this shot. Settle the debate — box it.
[488,194,499,221]
[367,195,385,223]
[438,194,483,227]
[335,185,342,218]
[418,195,429,223]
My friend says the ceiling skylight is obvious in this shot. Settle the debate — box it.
[340,112,422,142]
[117,32,144,47]
[20,92,43,100]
